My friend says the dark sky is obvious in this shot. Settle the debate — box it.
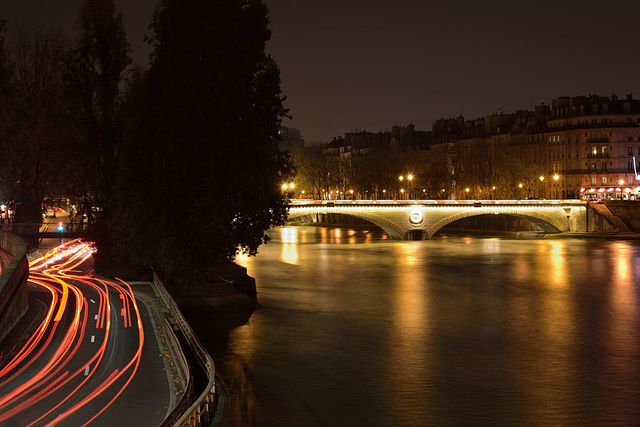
[5,1,640,142]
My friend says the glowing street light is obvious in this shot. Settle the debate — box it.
[619,179,625,186]
[539,176,545,182]
[518,183,523,188]
[282,182,295,192]
[553,174,560,181]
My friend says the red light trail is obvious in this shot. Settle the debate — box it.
[0,240,146,426]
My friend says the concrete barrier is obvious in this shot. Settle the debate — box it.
[0,232,29,342]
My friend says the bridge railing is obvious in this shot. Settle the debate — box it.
[150,271,218,427]
[289,199,586,206]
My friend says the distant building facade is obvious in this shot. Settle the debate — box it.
[295,93,640,200]
[278,126,305,152]
[428,94,640,200]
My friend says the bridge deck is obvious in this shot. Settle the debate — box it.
[290,199,586,207]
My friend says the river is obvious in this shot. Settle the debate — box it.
[188,226,640,426]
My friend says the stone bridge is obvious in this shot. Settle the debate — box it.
[287,200,588,240]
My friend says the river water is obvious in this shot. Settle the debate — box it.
[190,226,640,426]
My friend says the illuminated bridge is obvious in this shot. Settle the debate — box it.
[287,200,589,240]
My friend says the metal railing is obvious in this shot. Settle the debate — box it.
[150,271,218,427]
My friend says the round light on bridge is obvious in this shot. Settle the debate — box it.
[409,206,423,224]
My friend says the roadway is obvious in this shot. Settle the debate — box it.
[0,240,172,426]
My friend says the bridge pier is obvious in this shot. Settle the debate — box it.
[405,229,425,240]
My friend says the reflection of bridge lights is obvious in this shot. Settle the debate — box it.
[281,227,298,243]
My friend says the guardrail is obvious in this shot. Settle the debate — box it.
[150,271,218,427]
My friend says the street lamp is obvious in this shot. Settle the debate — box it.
[407,174,413,199]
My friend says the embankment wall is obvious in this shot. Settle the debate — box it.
[0,232,29,342]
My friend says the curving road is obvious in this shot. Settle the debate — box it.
[0,240,172,426]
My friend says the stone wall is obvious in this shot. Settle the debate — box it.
[603,201,640,232]
[0,232,29,342]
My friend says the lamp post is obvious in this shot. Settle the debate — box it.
[407,174,413,199]
[398,175,404,200]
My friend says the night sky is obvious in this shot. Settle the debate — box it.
[5,0,640,142]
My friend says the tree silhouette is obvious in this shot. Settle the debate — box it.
[115,0,293,289]
[0,27,72,232]
[65,0,131,267]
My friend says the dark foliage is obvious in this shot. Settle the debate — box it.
[0,26,73,225]
[114,0,293,289]
[64,0,131,268]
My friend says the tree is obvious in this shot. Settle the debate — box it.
[0,21,8,94]
[0,27,72,229]
[64,0,131,266]
[115,0,293,289]
[292,145,338,199]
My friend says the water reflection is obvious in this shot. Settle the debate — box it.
[201,227,640,426]
[388,243,432,424]
[280,227,299,265]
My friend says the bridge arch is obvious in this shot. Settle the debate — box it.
[424,210,566,239]
[287,208,407,239]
